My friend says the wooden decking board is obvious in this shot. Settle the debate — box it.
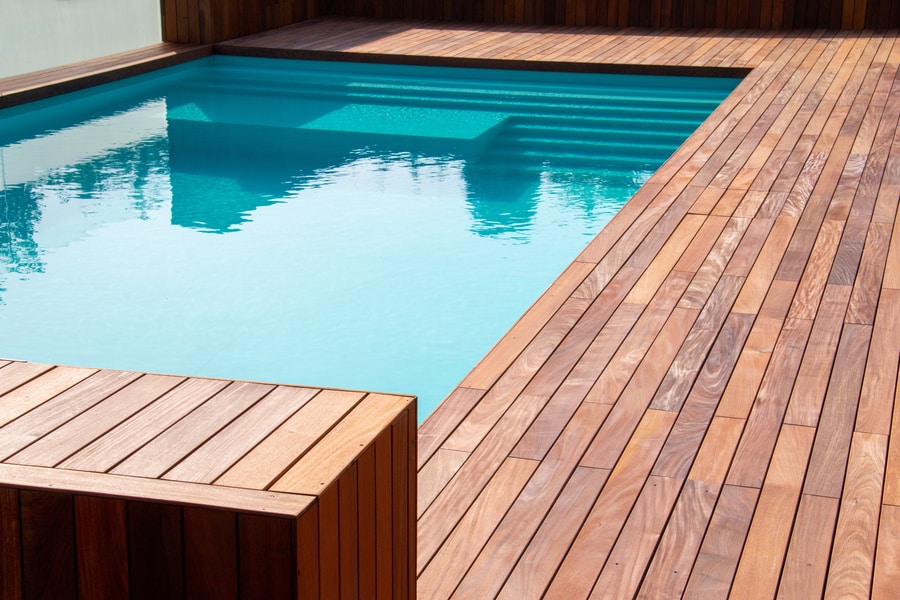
[5,20,900,599]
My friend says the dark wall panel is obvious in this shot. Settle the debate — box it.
[163,0,900,43]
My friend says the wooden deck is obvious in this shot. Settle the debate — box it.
[2,16,900,599]
[217,18,900,598]
[0,362,416,598]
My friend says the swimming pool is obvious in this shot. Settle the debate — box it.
[0,56,739,420]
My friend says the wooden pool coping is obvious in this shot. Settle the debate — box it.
[2,17,900,599]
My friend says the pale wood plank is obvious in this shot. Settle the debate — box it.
[417,457,537,597]
[216,389,364,490]
[0,366,97,428]
[162,385,319,484]
[873,505,900,599]
[271,393,411,494]
[729,424,815,600]
[824,431,888,599]
[777,494,840,599]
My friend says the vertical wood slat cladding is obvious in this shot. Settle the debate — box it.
[162,0,900,43]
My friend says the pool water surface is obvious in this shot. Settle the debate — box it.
[0,56,739,419]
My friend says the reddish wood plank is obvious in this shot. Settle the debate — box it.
[19,490,77,599]
[0,488,22,599]
[75,496,129,599]
[127,502,185,600]
[873,505,900,599]
[729,424,815,599]
[778,494,840,599]
[682,485,759,598]
[239,514,294,599]
[184,507,238,600]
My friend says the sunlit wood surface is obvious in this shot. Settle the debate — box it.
[221,18,900,598]
[2,16,899,598]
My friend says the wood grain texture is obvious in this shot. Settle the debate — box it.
[0,488,22,599]
[824,431,888,599]
[873,505,900,599]
[75,496,129,599]
[778,494,840,599]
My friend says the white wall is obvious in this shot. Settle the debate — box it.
[0,0,161,79]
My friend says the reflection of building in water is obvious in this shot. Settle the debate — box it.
[0,99,171,292]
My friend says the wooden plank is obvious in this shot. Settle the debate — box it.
[546,409,676,598]
[271,393,410,494]
[110,381,274,478]
[0,361,56,397]
[497,466,610,599]
[0,463,312,516]
[873,505,900,599]
[0,488,22,599]
[637,479,720,598]
[375,430,393,599]
[418,448,470,518]
[452,402,610,598]
[803,323,872,498]
[783,283,852,427]
[238,514,294,599]
[357,444,377,600]
[0,366,96,428]
[726,317,812,488]
[418,457,537,597]
[162,385,317,483]
[9,374,185,468]
[824,431,888,599]
[127,502,184,600]
[778,493,840,598]
[339,462,359,600]
[184,507,238,600]
[0,369,141,459]
[216,389,364,489]
[682,484,758,598]
[20,490,77,599]
[729,424,815,599]
[59,377,230,472]
[75,496,129,599]
[591,475,683,598]
[856,288,900,434]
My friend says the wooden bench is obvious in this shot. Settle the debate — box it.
[0,361,415,599]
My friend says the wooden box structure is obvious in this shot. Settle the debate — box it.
[0,361,416,599]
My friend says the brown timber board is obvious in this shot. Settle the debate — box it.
[3,15,900,599]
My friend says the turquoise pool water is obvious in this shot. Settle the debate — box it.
[0,56,738,420]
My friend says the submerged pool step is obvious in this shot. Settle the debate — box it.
[175,78,722,123]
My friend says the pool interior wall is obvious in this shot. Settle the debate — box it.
[0,55,740,420]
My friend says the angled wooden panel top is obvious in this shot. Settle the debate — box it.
[0,362,414,516]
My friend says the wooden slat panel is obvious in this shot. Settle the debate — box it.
[110,381,274,478]
[20,490,77,599]
[271,393,411,494]
[0,488,22,599]
[216,389,364,489]
[163,385,317,483]
[75,496,129,599]
[127,502,185,600]
[238,514,294,599]
[184,507,238,600]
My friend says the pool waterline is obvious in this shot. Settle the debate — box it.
[0,55,740,420]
